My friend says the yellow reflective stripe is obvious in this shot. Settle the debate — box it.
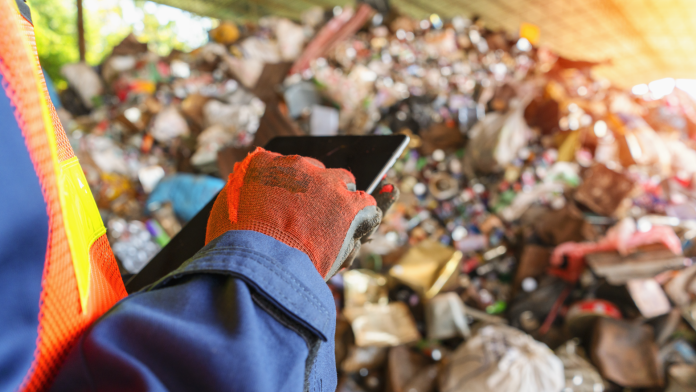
[57,157,106,311]
[12,4,106,311]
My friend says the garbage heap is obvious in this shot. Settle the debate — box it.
[56,5,696,391]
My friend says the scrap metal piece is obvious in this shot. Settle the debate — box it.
[389,239,462,299]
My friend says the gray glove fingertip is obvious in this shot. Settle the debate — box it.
[324,205,381,281]
[372,183,400,214]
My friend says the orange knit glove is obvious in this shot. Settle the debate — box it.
[206,147,398,280]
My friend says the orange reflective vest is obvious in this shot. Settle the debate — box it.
[0,1,127,390]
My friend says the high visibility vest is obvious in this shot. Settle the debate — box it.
[0,1,127,390]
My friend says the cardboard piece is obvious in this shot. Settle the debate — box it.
[574,164,634,217]
[590,318,663,388]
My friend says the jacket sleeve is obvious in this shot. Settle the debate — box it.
[50,231,338,392]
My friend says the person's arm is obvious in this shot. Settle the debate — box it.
[51,231,334,392]
[52,148,397,392]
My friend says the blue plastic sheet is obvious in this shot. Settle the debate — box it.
[147,174,225,222]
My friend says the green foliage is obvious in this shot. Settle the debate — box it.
[28,0,131,89]
[28,0,79,89]
[83,2,131,66]
[136,0,190,56]
[27,0,208,91]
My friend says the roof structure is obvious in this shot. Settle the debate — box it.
[152,0,696,87]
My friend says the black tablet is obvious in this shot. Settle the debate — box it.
[125,134,409,293]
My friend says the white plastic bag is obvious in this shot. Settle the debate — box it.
[191,125,236,166]
[464,88,535,175]
[440,325,564,392]
[61,62,103,108]
[150,107,189,143]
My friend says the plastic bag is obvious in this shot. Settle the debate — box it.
[147,174,225,221]
[239,36,281,63]
[61,62,103,108]
[191,125,237,167]
[224,56,264,89]
[439,325,564,392]
[203,97,265,132]
[150,107,190,143]
[464,112,512,174]
[273,18,306,61]
[84,134,129,175]
[555,340,605,392]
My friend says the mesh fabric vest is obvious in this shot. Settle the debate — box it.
[0,1,127,390]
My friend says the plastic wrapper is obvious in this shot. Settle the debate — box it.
[343,302,421,347]
[146,219,170,247]
[439,325,564,392]
[621,115,672,174]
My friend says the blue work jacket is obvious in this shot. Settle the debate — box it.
[50,231,338,392]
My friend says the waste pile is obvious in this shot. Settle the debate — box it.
[56,4,696,391]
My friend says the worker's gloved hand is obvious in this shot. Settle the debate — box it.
[206,147,399,280]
